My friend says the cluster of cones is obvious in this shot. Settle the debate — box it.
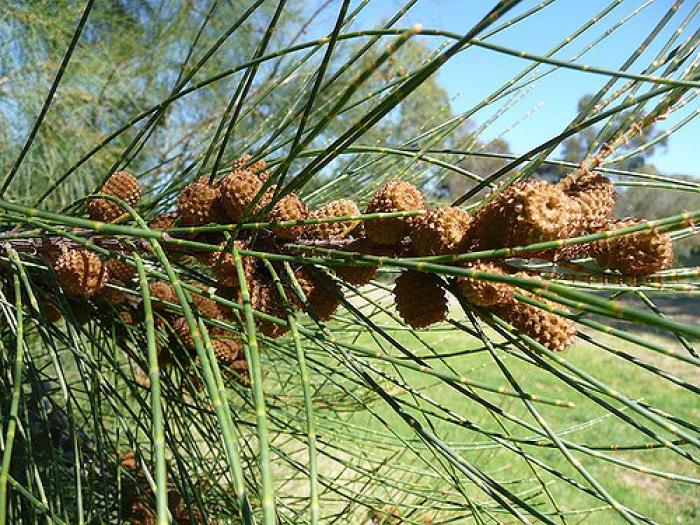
[43,160,672,357]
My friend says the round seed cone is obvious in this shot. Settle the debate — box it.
[268,192,309,240]
[40,300,62,323]
[393,271,447,328]
[127,500,157,525]
[473,181,581,249]
[227,358,250,386]
[100,282,128,305]
[172,317,196,350]
[592,218,673,275]
[410,207,472,256]
[559,172,615,230]
[334,238,391,286]
[209,241,258,288]
[149,281,177,311]
[53,248,108,298]
[219,164,268,221]
[88,171,142,222]
[492,293,575,351]
[307,199,360,240]
[293,268,341,321]
[177,177,224,225]
[251,283,289,338]
[456,262,513,307]
[107,259,135,282]
[364,180,425,245]
[148,212,178,230]
[212,337,241,365]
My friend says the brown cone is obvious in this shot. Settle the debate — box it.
[251,283,289,338]
[472,181,581,249]
[172,317,196,350]
[456,262,513,307]
[410,207,472,256]
[293,268,341,321]
[267,192,309,240]
[177,177,224,225]
[107,259,135,282]
[307,199,360,240]
[219,164,269,221]
[209,241,258,288]
[492,294,575,351]
[364,180,425,245]
[149,281,177,311]
[40,300,62,323]
[393,271,447,328]
[212,337,241,365]
[333,238,391,286]
[54,248,108,298]
[592,219,673,275]
[559,172,615,230]
[89,171,142,222]
[148,212,179,230]
[101,282,128,305]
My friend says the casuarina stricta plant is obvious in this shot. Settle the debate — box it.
[0,1,698,524]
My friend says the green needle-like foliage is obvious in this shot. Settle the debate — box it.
[0,1,698,524]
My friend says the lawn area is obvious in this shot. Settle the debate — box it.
[333,317,699,523]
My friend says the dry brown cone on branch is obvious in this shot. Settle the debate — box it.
[219,162,269,221]
[88,171,142,223]
[177,177,224,225]
[333,238,395,286]
[558,172,615,230]
[292,267,341,321]
[592,219,673,275]
[307,199,360,240]
[472,180,581,249]
[393,271,448,328]
[40,300,62,323]
[172,316,196,350]
[107,258,135,282]
[267,192,309,240]
[212,337,242,366]
[100,282,128,306]
[149,281,177,311]
[251,283,289,338]
[53,248,109,298]
[148,212,179,230]
[209,241,259,288]
[364,180,425,245]
[491,292,576,351]
[456,262,513,307]
[410,206,472,256]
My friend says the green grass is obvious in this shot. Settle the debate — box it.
[335,316,699,523]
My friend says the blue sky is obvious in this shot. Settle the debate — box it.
[345,0,699,175]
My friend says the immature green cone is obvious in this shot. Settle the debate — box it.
[88,171,142,222]
[393,271,447,328]
[177,177,223,225]
[54,248,108,298]
[456,262,513,307]
[219,162,269,221]
[473,181,581,249]
[268,192,309,240]
[592,219,673,275]
[364,180,425,245]
[491,293,575,351]
[410,207,472,256]
[307,199,360,240]
[293,267,341,321]
[559,172,615,230]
